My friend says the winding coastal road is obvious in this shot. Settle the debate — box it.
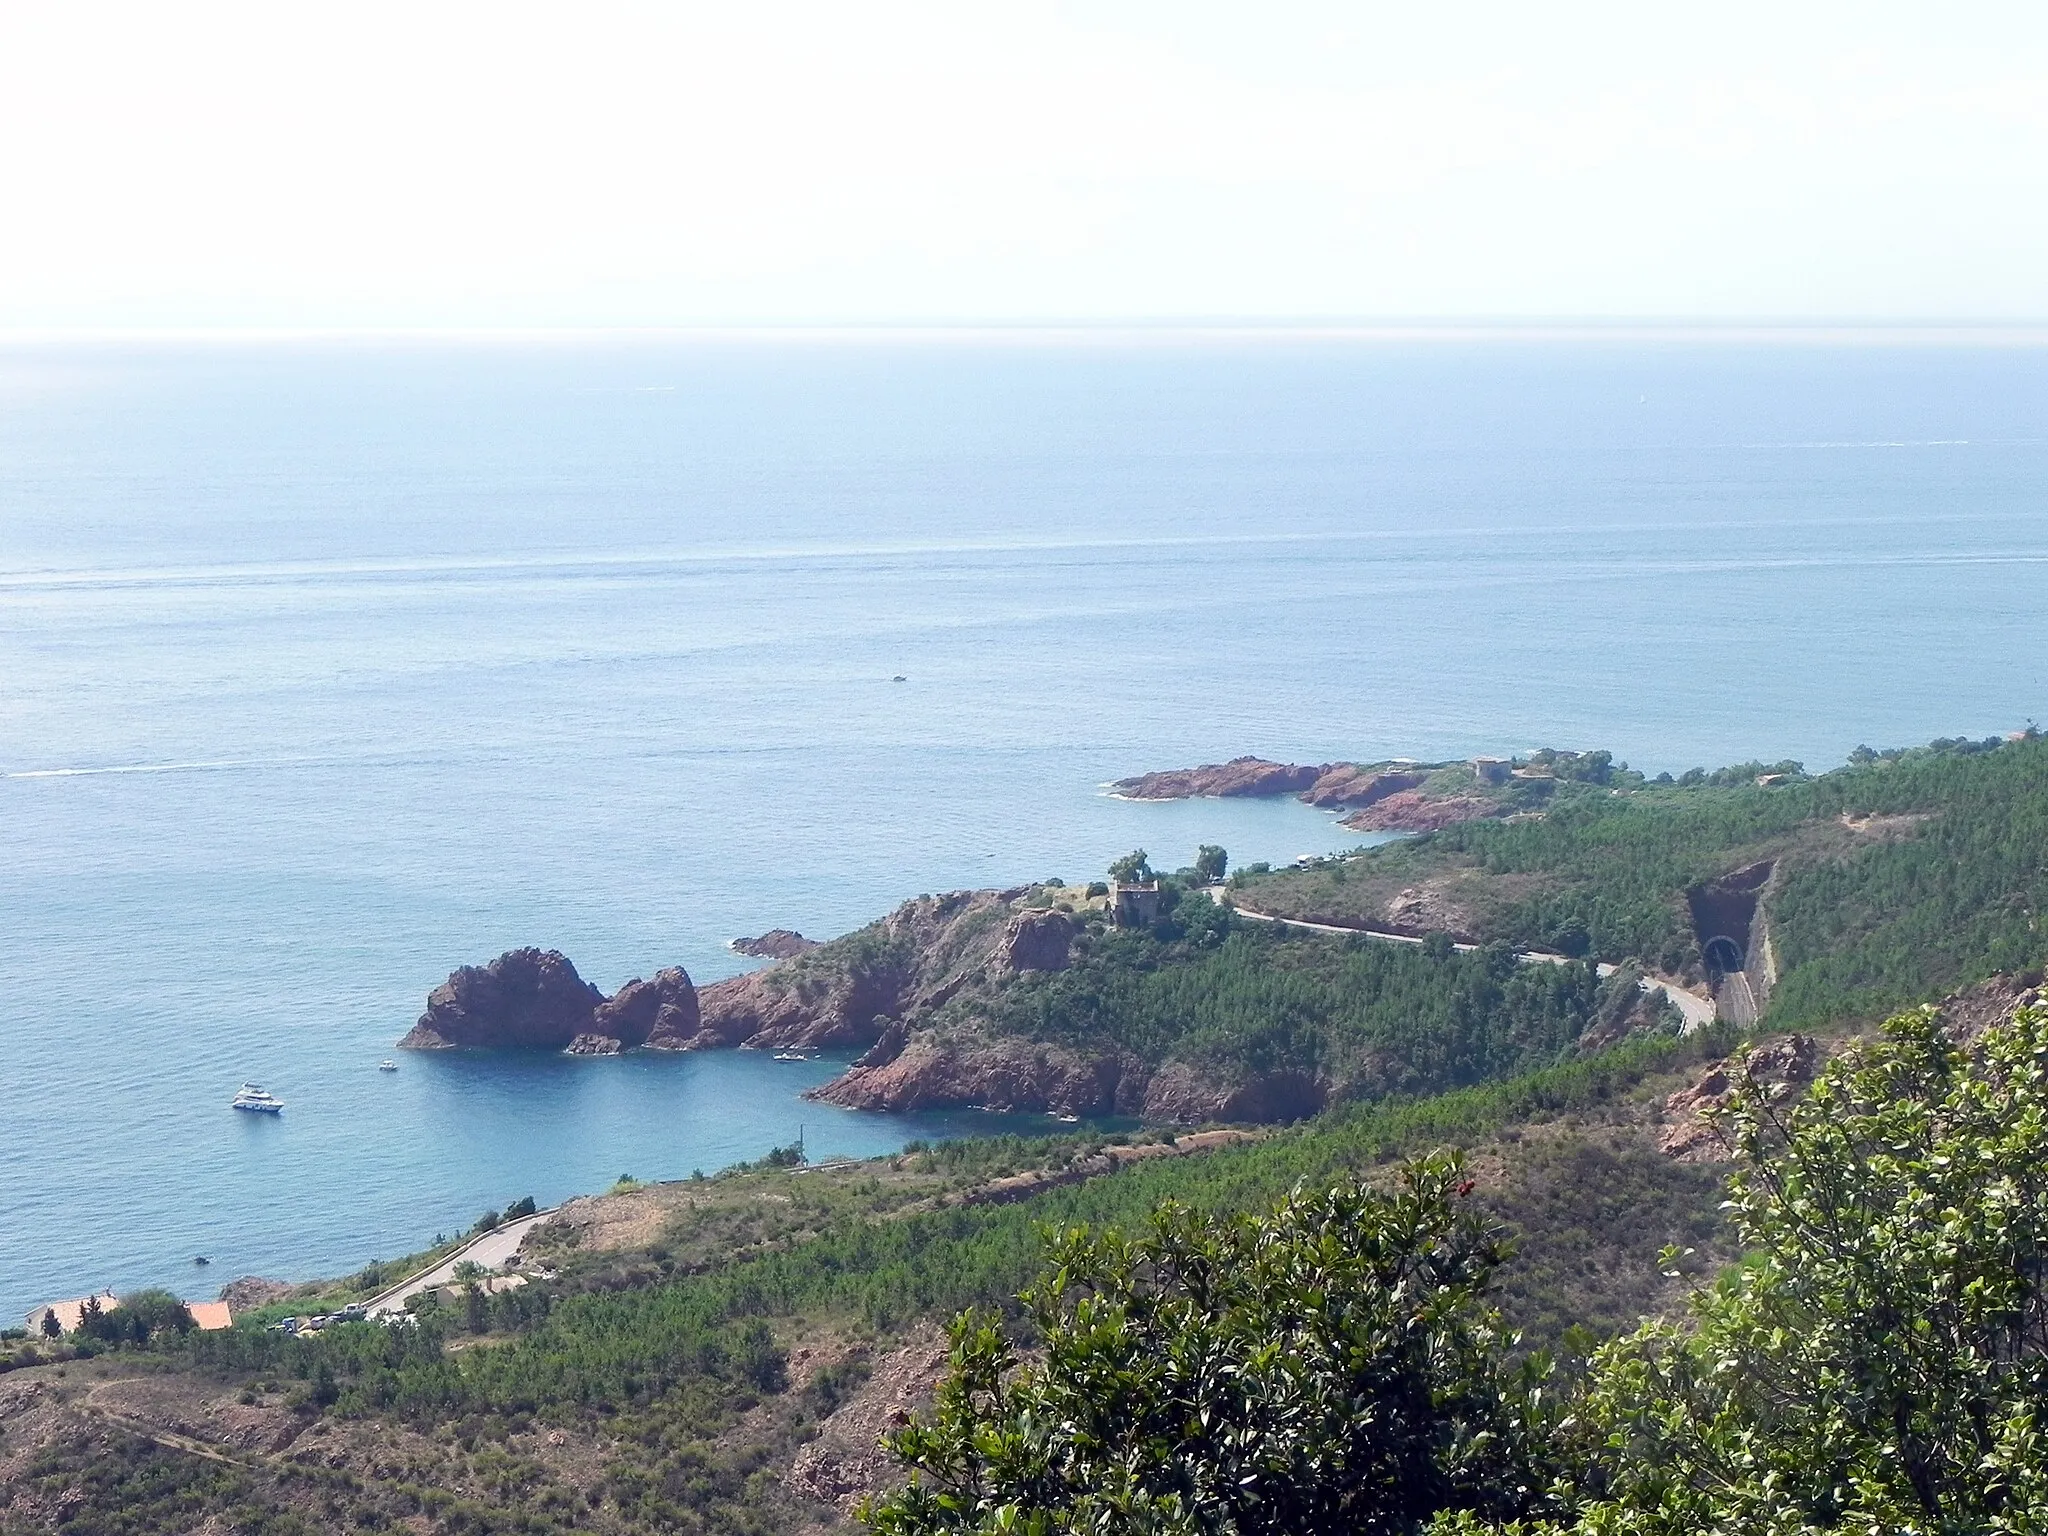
[1215,891,1717,1032]
[363,1209,554,1319]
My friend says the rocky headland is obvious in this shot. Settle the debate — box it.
[696,888,1341,1122]
[1111,755,1504,831]
[394,885,1345,1122]
[688,890,1077,1056]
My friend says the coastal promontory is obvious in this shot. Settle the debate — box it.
[1111,754,1481,829]
[399,949,697,1053]
[1110,751,1613,831]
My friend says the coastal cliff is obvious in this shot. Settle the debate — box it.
[675,885,1332,1121]
[399,949,604,1050]
[688,889,1073,1054]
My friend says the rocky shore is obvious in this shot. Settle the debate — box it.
[1111,755,1503,831]
[395,887,1335,1123]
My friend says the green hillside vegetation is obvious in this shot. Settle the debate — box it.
[0,1024,1731,1536]
[710,735,2042,1120]
[1238,732,2048,1027]
[7,734,2045,1535]
[869,1001,2048,1535]
[164,1026,1732,1427]
[959,907,1667,1100]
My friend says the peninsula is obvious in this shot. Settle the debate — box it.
[1110,748,1622,830]
[15,731,2048,1536]
[390,731,2046,1126]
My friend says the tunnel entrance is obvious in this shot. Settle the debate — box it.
[1701,934,1747,973]
[1688,861,1775,1026]
[1688,861,1773,976]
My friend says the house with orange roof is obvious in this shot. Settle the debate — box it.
[23,1291,119,1336]
[23,1292,233,1334]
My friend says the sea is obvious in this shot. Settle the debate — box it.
[3,330,2045,1320]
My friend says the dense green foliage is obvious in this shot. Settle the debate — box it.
[970,905,1648,1098]
[1481,1136,1724,1353]
[866,1160,1551,1536]
[1545,1001,2048,1534]
[866,1002,2048,1536]
[3,1433,289,1536]
[1242,734,2048,1027]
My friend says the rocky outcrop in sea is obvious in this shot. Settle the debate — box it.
[399,949,697,1053]
[730,929,820,960]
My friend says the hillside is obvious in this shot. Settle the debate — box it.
[686,884,1668,1121]
[1232,731,2048,1026]
[0,1016,1763,1535]
[679,734,2045,1119]
[7,733,2046,1532]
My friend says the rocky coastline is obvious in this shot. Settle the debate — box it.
[393,886,1333,1123]
[390,746,1573,1116]
[1110,755,1504,831]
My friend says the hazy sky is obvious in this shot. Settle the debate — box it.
[4,2,2047,328]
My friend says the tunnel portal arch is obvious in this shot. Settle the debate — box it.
[1701,934,1747,975]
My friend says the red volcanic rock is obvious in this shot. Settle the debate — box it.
[691,964,907,1054]
[593,966,700,1049]
[731,929,820,960]
[1340,790,1500,832]
[1002,910,1075,972]
[1300,766,1425,808]
[399,948,604,1051]
[808,1034,1141,1117]
[810,1031,1331,1124]
[1112,756,1326,800]
[690,889,1022,1055]
[854,1017,910,1070]
[218,1276,296,1310]
[1659,1034,1820,1162]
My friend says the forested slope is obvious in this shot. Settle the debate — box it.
[1238,732,2048,1027]
[0,1024,1741,1535]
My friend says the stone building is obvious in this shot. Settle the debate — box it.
[1109,880,1162,928]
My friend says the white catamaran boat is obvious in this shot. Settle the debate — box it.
[230,1083,285,1114]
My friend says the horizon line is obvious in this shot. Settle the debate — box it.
[7,318,2048,347]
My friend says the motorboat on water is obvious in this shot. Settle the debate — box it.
[378,1060,398,1072]
[772,1049,816,1062]
[230,1083,285,1114]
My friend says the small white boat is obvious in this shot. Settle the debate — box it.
[772,1049,815,1062]
[230,1083,284,1114]
[378,1060,398,1072]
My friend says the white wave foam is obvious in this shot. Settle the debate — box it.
[4,757,304,780]
[1781,439,1972,448]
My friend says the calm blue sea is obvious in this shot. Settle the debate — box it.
[3,332,2045,1320]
